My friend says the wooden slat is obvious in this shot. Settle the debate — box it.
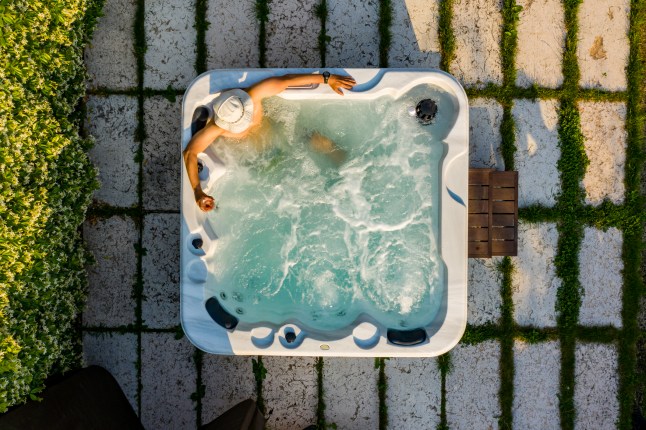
[490,187,515,200]
[469,185,489,200]
[490,171,518,187]
[469,241,491,257]
[469,169,493,185]
[488,177,494,255]
[469,214,489,227]
[491,227,516,240]
[469,227,489,241]
[468,200,489,214]
[492,214,515,227]
[492,201,515,213]
[492,240,517,256]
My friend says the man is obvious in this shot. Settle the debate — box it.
[183,72,357,212]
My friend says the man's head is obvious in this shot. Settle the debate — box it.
[211,89,254,133]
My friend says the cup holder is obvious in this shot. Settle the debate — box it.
[352,322,380,349]
[251,327,275,348]
[279,325,306,348]
[187,233,208,256]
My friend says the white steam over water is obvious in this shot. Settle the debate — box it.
[205,84,453,331]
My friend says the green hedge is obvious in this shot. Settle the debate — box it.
[0,0,103,411]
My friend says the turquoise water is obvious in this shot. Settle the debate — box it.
[206,84,453,331]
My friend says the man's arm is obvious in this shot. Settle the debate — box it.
[247,73,356,99]
[182,122,224,212]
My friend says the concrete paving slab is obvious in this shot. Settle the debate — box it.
[450,0,503,88]
[86,96,139,208]
[574,342,619,430]
[206,0,260,68]
[263,357,318,429]
[580,101,627,206]
[141,332,197,429]
[143,96,182,211]
[469,98,504,170]
[142,214,180,328]
[513,340,560,430]
[389,0,441,68]
[468,257,503,325]
[515,0,565,88]
[84,0,137,90]
[201,354,256,424]
[83,332,138,413]
[446,341,501,430]
[577,0,630,91]
[513,99,561,207]
[266,0,320,67]
[323,358,379,430]
[579,227,623,327]
[513,222,560,327]
[326,0,379,68]
[386,358,441,429]
[82,216,137,327]
[144,0,196,89]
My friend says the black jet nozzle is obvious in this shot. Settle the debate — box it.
[415,99,438,125]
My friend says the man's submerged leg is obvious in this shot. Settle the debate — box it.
[309,132,347,166]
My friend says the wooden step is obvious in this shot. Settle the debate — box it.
[468,169,518,258]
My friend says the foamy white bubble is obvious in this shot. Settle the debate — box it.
[400,296,413,314]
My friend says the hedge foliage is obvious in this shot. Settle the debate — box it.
[0,0,103,411]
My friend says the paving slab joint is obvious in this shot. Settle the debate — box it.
[194,0,209,74]
[617,2,646,426]
[315,0,330,67]
[438,0,455,72]
[375,357,388,430]
[378,0,392,68]
[191,349,205,427]
[315,357,326,429]
[437,353,451,430]
[252,356,267,415]
[255,0,270,68]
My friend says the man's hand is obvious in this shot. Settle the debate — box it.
[196,194,216,212]
[328,74,356,95]
[184,123,225,214]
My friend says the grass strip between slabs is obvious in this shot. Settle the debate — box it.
[378,0,393,68]
[375,358,388,430]
[315,0,329,67]
[252,356,267,415]
[132,0,147,415]
[436,352,451,430]
[194,0,209,75]
[554,2,586,428]
[255,0,269,68]
[617,1,646,428]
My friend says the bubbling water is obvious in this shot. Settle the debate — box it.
[206,84,453,331]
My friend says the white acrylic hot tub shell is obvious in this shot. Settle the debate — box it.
[180,69,468,357]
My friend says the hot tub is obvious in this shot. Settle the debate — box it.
[180,69,468,357]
